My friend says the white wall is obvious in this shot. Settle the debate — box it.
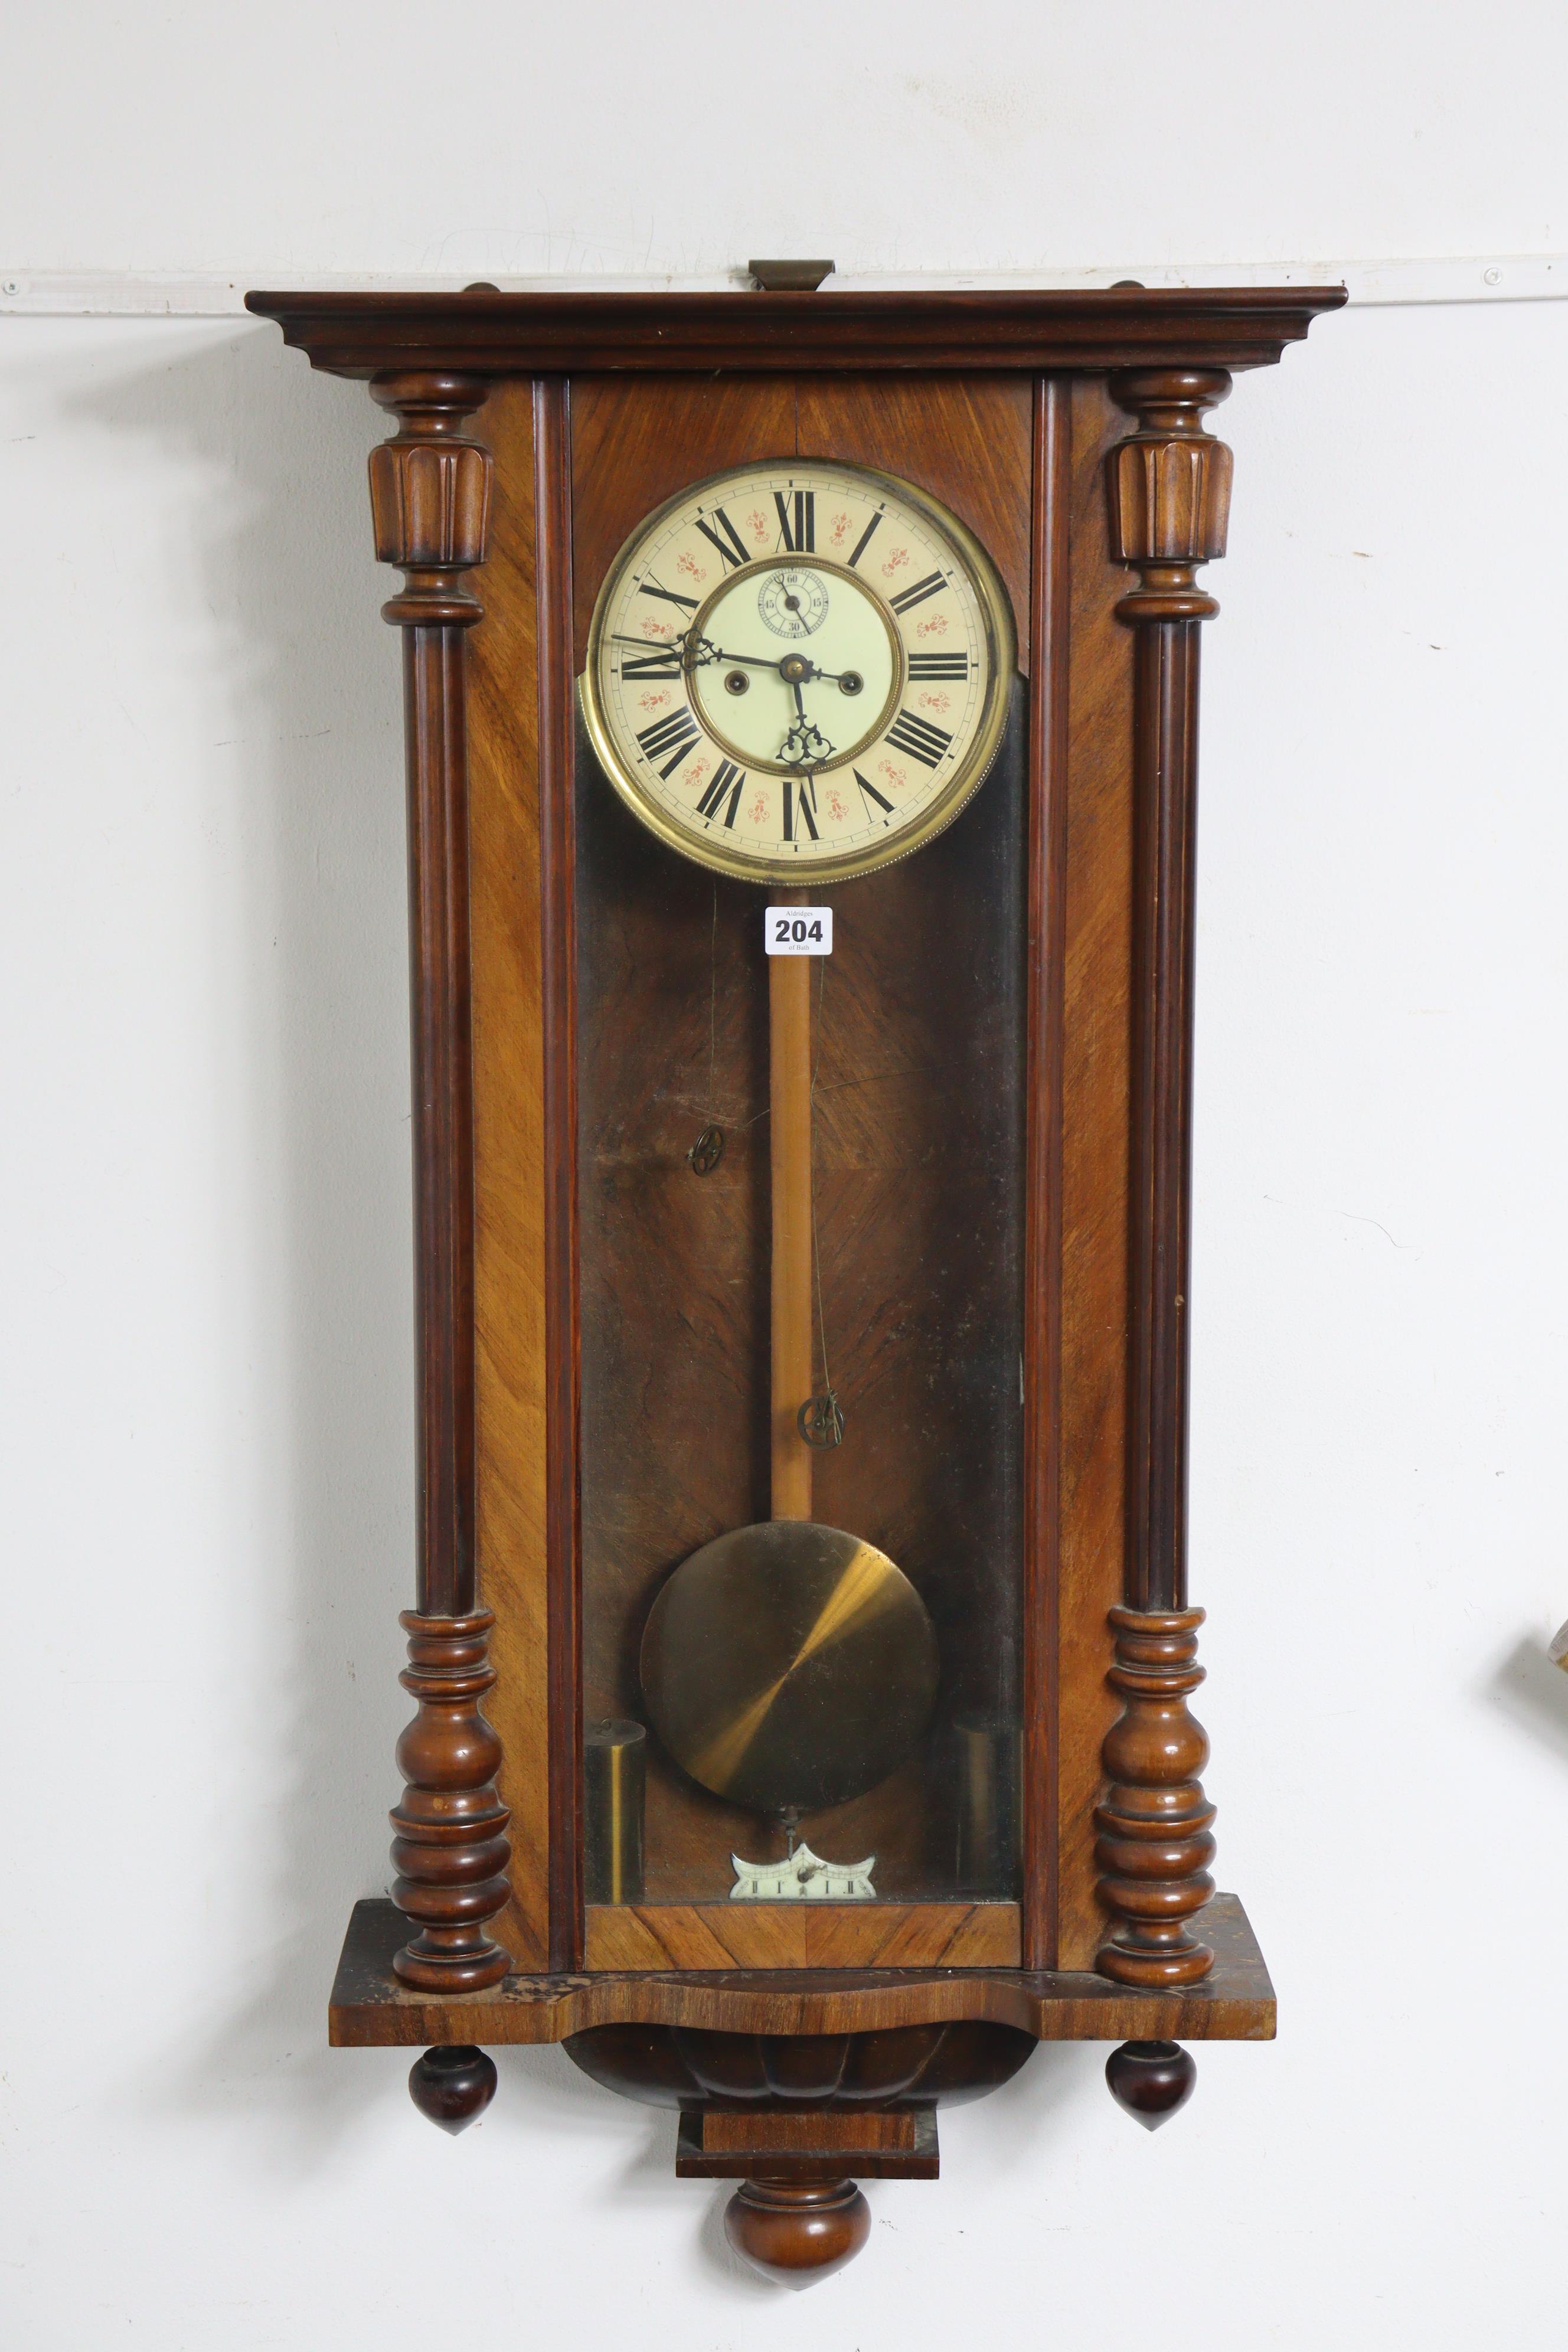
[3,8,1567,2347]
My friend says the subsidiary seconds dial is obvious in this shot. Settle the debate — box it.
[581,460,1015,883]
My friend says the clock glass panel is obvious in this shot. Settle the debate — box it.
[574,458,1027,1912]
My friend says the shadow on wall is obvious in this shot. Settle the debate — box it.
[55,318,580,2161]
[54,319,1091,2262]
[1488,1630,1568,1772]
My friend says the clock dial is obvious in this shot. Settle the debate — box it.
[581,460,1015,883]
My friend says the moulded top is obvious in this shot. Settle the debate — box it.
[244,283,1348,381]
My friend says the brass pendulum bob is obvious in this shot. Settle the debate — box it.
[639,892,937,1828]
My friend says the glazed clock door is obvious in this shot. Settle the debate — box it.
[571,414,1033,1969]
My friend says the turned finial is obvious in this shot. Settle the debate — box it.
[1106,2040,1197,2129]
[409,2045,499,2134]
[724,2178,871,2286]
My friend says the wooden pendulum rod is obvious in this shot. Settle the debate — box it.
[770,889,815,1523]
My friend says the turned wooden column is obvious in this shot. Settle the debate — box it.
[368,370,512,1992]
[1096,369,1230,1988]
[1096,1608,1216,1986]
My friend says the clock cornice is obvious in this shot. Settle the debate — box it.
[244,284,1346,380]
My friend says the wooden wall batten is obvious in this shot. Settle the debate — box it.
[367,370,512,1993]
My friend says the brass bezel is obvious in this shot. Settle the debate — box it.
[579,458,1018,887]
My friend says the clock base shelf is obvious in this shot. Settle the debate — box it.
[328,1892,1274,2046]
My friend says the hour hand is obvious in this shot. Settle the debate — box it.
[780,719,835,767]
[779,676,835,767]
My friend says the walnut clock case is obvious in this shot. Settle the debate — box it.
[248,276,1344,2284]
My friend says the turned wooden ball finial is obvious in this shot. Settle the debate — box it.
[408,2044,498,2134]
[1105,2040,1197,2129]
[724,2178,871,2286]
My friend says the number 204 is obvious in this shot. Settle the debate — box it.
[764,907,834,956]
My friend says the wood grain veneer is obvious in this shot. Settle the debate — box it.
[793,375,1034,671]
[1053,374,1143,1966]
[464,376,551,1970]
[677,2108,940,2182]
[535,376,583,1972]
[1021,374,1071,1967]
[583,1901,1021,1971]
[329,1890,1275,2044]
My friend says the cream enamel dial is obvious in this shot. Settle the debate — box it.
[581,461,1015,884]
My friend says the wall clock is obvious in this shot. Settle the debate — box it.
[249,267,1344,2283]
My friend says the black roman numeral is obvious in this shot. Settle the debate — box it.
[853,767,894,815]
[847,510,883,569]
[781,778,818,842]
[774,489,815,553]
[636,705,701,778]
[620,648,685,678]
[696,760,746,827]
[907,651,968,680]
[694,506,749,570]
[885,710,953,768]
[638,577,698,611]
[889,570,947,615]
